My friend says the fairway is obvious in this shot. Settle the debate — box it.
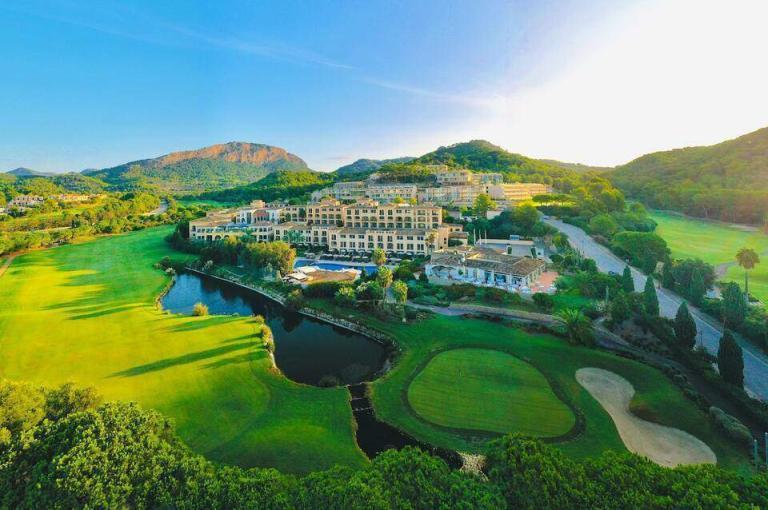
[650,211,768,302]
[0,227,366,474]
[407,348,574,436]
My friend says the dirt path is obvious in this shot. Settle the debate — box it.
[0,254,16,279]
[576,367,716,467]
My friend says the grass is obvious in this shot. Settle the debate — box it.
[407,348,574,436]
[309,299,750,470]
[0,226,366,474]
[650,211,768,301]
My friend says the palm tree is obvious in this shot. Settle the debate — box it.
[556,308,594,346]
[735,248,760,298]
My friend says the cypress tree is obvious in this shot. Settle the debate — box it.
[662,262,675,290]
[610,290,631,323]
[674,302,697,350]
[621,266,634,293]
[643,277,659,316]
[722,282,747,327]
[717,330,744,388]
[689,269,707,305]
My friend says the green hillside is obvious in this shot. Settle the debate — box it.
[610,127,768,224]
[200,169,332,203]
[334,157,414,176]
[85,142,309,193]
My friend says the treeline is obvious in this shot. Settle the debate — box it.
[199,170,333,204]
[1,379,766,509]
[0,194,195,257]
[609,126,768,225]
[0,173,106,205]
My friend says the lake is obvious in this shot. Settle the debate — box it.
[162,273,388,386]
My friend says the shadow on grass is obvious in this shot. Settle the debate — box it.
[110,341,254,377]
[201,349,269,369]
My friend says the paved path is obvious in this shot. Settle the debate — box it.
[0,254,16,279]
[543,218,768,400]
[143,200,169,216]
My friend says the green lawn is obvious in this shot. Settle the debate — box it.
[0,227,366,474]
[407,348,574,436]
[650,211,768,301]
[309,300,749,470]
[651,211,768,265]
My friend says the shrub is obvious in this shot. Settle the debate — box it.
[532,293,555,313]
[334,286,356,307]
[192,302,209,316]
[444,283,477,301]
[709,407,752,447]
[304,281,347,299]
[285,289,305,311]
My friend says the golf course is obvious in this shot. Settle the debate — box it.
[0,227,366,474]
[651,211,768,302]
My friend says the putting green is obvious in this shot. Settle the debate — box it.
[407,348,575,436]
[0,227,366,474]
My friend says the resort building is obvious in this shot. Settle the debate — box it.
[189,197,453,256]
[425,246,546,290]
[8,195,44,208]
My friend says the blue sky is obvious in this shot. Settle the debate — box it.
[2,0,768,172]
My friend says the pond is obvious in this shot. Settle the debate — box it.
[162,273,388,386]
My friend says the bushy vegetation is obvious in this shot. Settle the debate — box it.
[0,193,192,257]
[610,126,768,225]
[200,170,332,204]
[2,378,765,509]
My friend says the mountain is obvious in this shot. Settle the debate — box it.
[334,157,414,176]
[415,140,564,176]
[609,127,768,224]
[84,142,309,193]
[6,168,55,177]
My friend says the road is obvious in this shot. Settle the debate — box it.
[543,217,768,401]
[143,199,169,216]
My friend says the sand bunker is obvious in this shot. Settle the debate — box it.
[576,367,716,467]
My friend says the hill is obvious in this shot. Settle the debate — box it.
[334,157,414,176]
[84,142,309,193]
[200,169,332,204]
[538,159,612,173]
[5,168,55,177]
[609,127,768,224]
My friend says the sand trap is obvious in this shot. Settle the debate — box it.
[576,368,716,467]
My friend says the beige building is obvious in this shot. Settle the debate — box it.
[426,246,546,289]
[9,195,44,208]
[190,197,452,256]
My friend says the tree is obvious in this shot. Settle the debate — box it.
[588,214,620,238]
[552,232,570,252]
[473,193,496,217]
[192,302,209,316]
[371,248,386,267]
[557,308,594,346]
[609,290,631,323]
[736,247,760,298]
[391,280,408,306]
[689,268,707,305]
[674,302,697,350]
[621,266,634,293]
[717,330,744,387]
[376,266,393,290]
[721,282,747,327]
[334,286,356,308]
[643,277,659,316]
[661,262,675,290]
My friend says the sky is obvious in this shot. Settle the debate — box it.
[1,0,768,173]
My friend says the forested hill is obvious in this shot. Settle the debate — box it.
[609,127,768,224]
[84,142,309,193]
[334,157,414,176]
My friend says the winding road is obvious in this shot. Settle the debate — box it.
[544,217,768,401]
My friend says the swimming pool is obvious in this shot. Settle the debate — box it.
[294,259,378,274]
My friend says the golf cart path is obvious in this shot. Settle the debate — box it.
[0,254,16,279]
[576,368,716,467]
[544,217,768,401]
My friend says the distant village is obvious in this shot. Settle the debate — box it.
[0,193,98,214]
[190,167,553,293]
